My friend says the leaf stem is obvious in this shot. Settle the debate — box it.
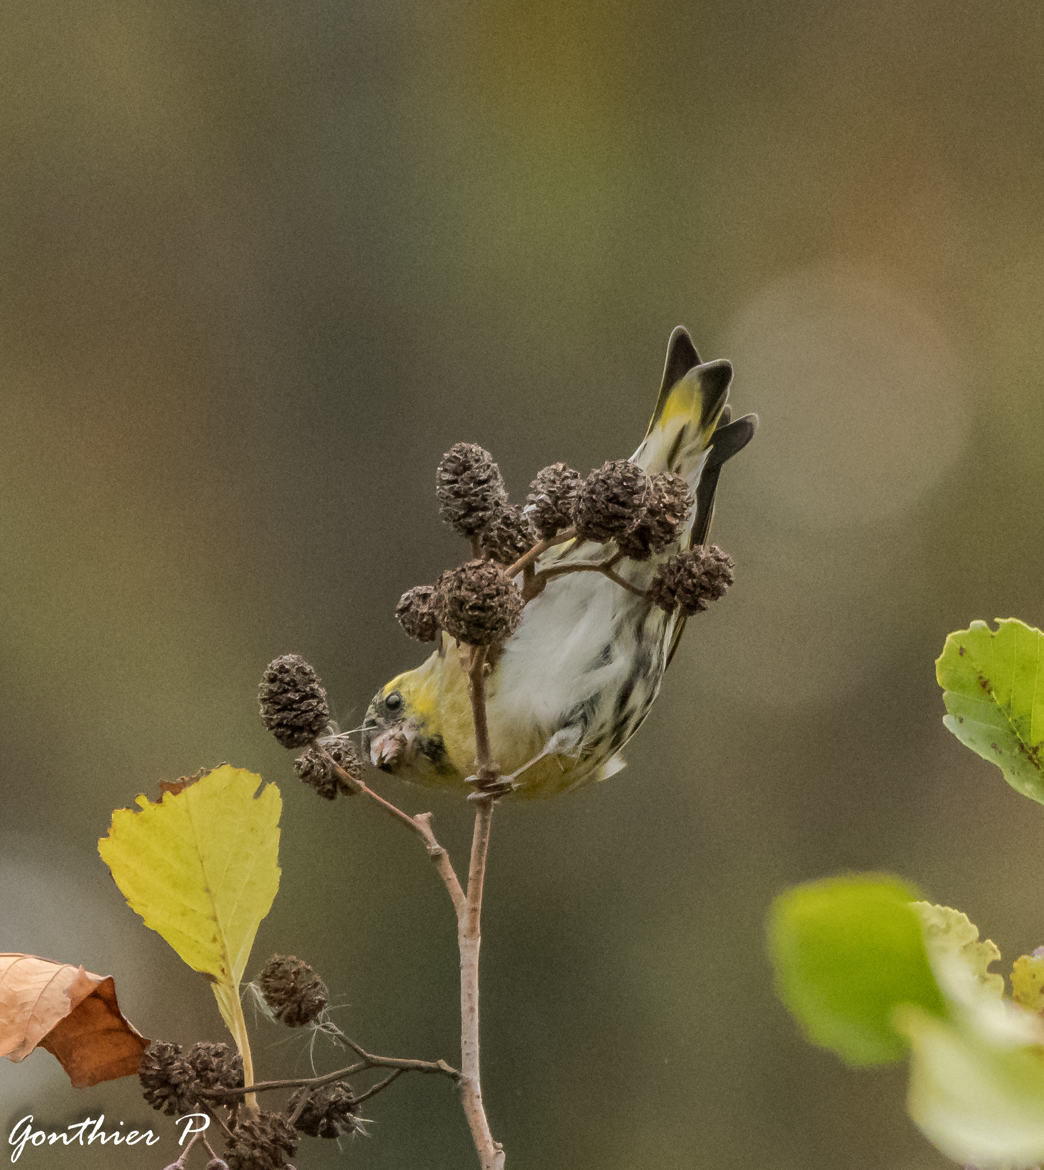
[213,983,257,1113]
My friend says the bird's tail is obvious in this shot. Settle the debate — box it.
[631,326,757,546]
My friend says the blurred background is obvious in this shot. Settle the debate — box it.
[3,2,1043,1167]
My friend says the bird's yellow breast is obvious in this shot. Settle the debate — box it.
[391,638,603,799]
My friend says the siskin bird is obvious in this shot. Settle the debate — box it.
[362,328,757,799]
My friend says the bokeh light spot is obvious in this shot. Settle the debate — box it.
[725,263,970,528]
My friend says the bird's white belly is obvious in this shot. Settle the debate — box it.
[485,569,668,775]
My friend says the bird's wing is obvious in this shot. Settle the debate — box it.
[666,406,758,668]
[689,408,758,547]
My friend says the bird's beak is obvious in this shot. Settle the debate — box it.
[368,726,416,770]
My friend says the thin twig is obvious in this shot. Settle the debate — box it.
[319,747,466,915]
[200,1063,367,1097]
[532,557,649,598]
[201,1136,224,1164]
[204,1043,460,1104]
[598,563,648,597]
[172,1130,202,1167]
[324,1025,461,1080]
[285,1086,311,1127]
[184,1104,233,1142]
[503,527,576,579]
[533,559,604,580]
[352,1067,406,1105]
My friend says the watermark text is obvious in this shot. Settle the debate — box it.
[8,1113,209,1162]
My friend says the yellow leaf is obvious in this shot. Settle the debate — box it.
[98,765,280,1070]
[1012,953,1044,1013]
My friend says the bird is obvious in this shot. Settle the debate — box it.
[361,327,757,799]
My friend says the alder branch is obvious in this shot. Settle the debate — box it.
[468,646,497,785]
[504,527,576,579]
[457,794,502,1169]
[202,1044,460,1105]
[352,1068,405,1105]
[311,598,510,1167]
[531,556,649,597]
[324,1024,462,1081]
[318,746,466,916]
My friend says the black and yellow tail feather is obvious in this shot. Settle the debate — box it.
[646,327,757,666]
[638,326,757,536]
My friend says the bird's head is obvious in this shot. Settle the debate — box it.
[362,674,419,772]
[362,670,456,782]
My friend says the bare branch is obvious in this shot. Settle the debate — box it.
[503,527,576,579]
[318,746,466,915]
[458,795,504,1169]
[532,556,649,598]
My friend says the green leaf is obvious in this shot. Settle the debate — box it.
[936,618,1044,803]
[901,999,1044,1169]
[98,765,281,1078]
[768,875,947,1066]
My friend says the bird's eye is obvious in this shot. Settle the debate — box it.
[384,690,403,713]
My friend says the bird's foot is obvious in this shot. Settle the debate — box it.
[465,773,515,800]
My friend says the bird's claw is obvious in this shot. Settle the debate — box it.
[465,774,515,800]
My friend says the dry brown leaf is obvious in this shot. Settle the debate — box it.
[158,765,211,798]
[0,954,149,1087]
